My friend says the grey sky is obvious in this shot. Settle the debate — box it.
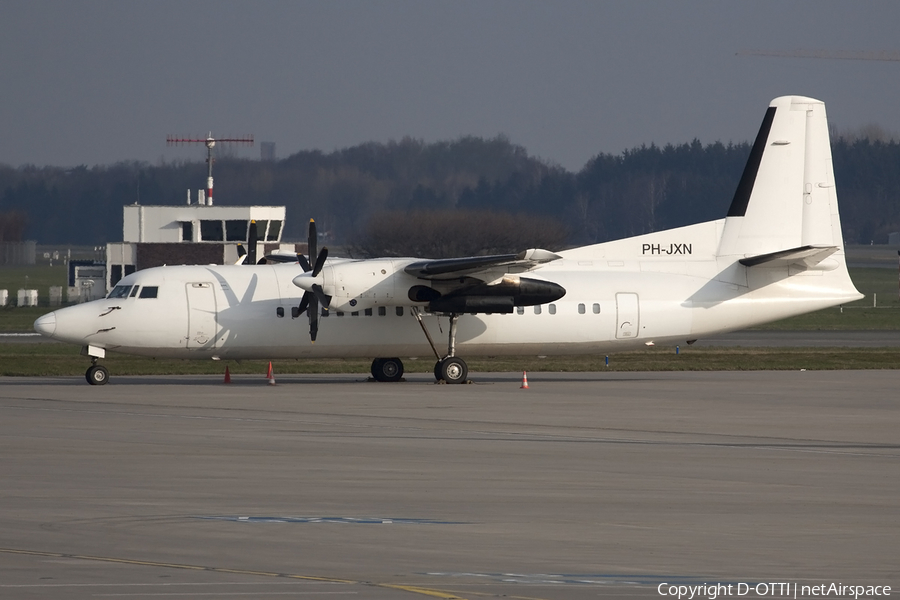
[2,1,899,171]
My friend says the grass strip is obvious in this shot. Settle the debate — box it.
[1,343,898,377]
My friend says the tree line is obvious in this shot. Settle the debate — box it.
[1,133,898,255]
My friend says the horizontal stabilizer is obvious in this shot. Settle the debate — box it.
[739,245,838,268]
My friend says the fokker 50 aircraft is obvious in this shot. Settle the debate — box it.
[35,96,862,385]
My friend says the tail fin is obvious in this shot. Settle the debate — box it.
[717,96,843,258]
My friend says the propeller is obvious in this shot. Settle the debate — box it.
[246,220,258,265]
[293,219,331,342]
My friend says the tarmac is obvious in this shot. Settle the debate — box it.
[1,371,898,599]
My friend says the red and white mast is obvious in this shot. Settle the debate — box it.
[166,134,253,205]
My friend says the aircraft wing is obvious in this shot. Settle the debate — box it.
[404,248,562,281]
[739,245,839,268]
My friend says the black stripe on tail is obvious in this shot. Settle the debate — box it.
[727,106,777,217]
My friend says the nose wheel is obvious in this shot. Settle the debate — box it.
[85,364,110,386]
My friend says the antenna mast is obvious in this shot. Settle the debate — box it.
[166,134,254,205]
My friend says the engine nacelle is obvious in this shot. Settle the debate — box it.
[320,259,422,312]
[410,276,566,314]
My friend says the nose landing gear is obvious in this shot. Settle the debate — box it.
[85,360,109,386]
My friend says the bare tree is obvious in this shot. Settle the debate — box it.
[350,210,568,258]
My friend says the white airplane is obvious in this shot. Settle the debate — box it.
[35,96,862,385]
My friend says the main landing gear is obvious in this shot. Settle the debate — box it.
[370,357,404,382]
[85,359,109,386]
[372,307,469,383]
[413,309,469,384]
[370,310,469,384]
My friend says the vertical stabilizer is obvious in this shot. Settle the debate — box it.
[718,96,842,257]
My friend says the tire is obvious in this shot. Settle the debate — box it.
[433,360,443,381]
[370,358,384,379]
[372,357,404,382]
[86,365,110,386]
[439,357,468,384]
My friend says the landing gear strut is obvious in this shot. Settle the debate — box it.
[412,309,469,384]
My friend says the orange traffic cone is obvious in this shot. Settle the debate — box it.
[266,362,276,385]
[520,371,529,389]
[224,366,232,384]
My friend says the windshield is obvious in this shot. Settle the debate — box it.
[107,285,132,299]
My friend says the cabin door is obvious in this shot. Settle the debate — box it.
[186,282,219,348]
[615,293,640,339]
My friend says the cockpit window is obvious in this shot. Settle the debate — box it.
[139,286,159,299]
[130,286,140,297]
[108,285,132,299]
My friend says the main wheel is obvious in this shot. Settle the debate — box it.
[370,358,384,379]
[371,357,404,382]
[433,360,443,381]
[439,357,468,384]
[85,364,110,386]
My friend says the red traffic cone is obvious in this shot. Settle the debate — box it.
[224,366,232,384]
[520,371,529,389]
[267,362,276,385]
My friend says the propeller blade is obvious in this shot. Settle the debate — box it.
[311,283,331,310]
[308,219,317,269]
[247,220,258,266]
[294,292,310,318]
[306,218,323,342]
[308,292,319,342]
[298,254,311,272]
[311,247,328,277]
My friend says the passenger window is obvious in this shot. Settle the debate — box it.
[130,286,140,298]
[592,303,601,314]
[578,303,585,314]
[549,304,556,315]
[516,306,524,315]
[108,285,132,299]
[276,307,284,318]
[396,307,404,316]
[139,286,158,299]
[534,305,542,315]
[378,306,386,316]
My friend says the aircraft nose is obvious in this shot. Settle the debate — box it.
[34,312,57,337]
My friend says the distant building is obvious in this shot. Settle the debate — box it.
[260,141,276,161]
[96,203,301,300]
[0,241,36,265]
[68,260,107,303]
